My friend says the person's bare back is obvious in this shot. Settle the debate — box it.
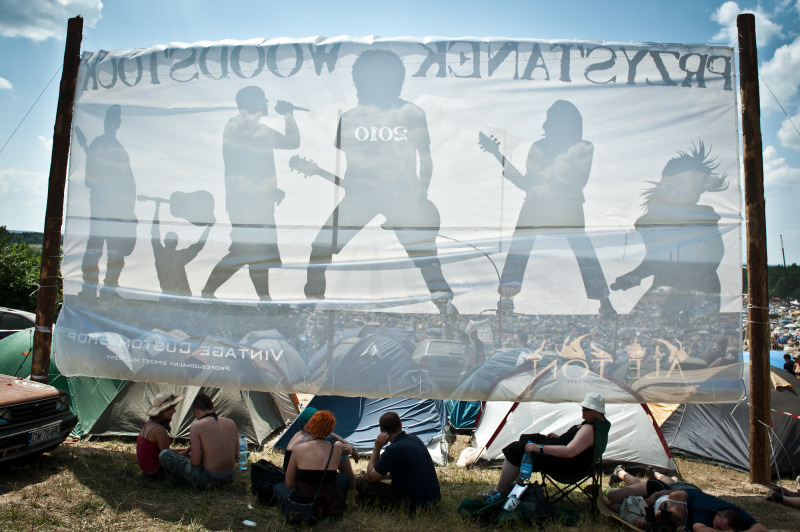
[190,414,238,474]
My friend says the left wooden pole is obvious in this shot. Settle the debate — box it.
[32,16,83,383]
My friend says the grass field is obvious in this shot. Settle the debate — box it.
[0,434,796,531]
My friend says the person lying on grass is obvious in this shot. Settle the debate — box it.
[606,466,768,531]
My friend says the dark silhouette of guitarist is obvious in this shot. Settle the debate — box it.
[301,50,456,314]
[479,100,614,314]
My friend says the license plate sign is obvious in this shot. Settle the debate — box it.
[28,422,61,445]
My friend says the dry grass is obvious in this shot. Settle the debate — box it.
[0,435,795,531]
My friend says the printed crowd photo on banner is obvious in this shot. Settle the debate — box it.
[54,38,743,404]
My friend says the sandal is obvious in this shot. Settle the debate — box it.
[478,486,507,503]
[766,489,784,503]
[609,464,625,486]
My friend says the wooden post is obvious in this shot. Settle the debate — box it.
[31,16,83,383]
[738,13,770,483]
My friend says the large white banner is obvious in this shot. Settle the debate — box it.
[54,37,743,403]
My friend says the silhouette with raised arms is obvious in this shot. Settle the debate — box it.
[145,197,213,298]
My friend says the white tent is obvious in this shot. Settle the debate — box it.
[460,401,675,472]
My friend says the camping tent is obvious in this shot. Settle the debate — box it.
[449,347,675,471]
[0,328,298,444]
[273,395,450,465]
[445,400,482,431]
[654,362,800,478]
[311,333,439,398]
[462,400,675,471]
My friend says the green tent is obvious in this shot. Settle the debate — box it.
[0,328,297,444]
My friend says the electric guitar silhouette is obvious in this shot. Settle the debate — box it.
[478,131,529,191]
[289,156,344,188]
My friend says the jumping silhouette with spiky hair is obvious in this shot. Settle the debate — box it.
[611,141,729,313]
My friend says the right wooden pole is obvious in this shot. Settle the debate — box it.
[738,13,770,484]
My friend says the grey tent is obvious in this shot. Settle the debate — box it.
[655,362,800,478]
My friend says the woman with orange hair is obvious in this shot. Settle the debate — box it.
[275,410,348,520]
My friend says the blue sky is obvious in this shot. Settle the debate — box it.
[1,0,799,264]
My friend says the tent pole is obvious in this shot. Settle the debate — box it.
[32,16,83,383]
[737,13,770,483]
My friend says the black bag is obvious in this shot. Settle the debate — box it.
[281,491,316,525]
[250,459,285,506]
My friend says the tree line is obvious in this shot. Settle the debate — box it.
[742,264,800,303]
[0,227,61,313]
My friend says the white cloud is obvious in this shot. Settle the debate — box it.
[0,0,102,42]
[711,1,783,47]
[0,168,48,231]
[760,37,800,113]
[37,136,53,152]
[777,113,800,151]
[763,145,800,189]
[0,77,12,90]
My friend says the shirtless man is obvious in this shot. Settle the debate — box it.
[159,394,239,488]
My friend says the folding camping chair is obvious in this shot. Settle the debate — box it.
[540,418,610,513]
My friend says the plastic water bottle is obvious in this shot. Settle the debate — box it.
[519,441,533,483]
[239,434,248,471]
[503,493,520,511]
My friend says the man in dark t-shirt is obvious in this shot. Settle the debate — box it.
[357,411,440,512]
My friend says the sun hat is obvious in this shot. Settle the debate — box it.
[146,392,184,417]
[297,406,318,429]
[579,392,606,415]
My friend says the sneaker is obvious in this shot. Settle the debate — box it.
[609,464,625,486]
[766,489,784,503]
[796,474,800,492]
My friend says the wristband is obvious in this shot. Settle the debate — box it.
[539,443,544,454]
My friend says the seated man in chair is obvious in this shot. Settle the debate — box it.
[478,392,609,501]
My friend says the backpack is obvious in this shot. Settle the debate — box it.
[250,459,285,505]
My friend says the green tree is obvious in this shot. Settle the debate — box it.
[771,276,788,300]
[0,226,44,311]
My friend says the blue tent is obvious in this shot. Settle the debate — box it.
[445,400,482,431]
[273,395,449,465]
